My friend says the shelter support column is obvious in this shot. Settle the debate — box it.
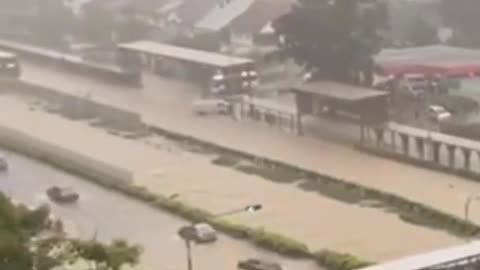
[400,133,409,156]
[297,113,303,136]
[375,128,384,148]
[416,137,425,160]
[462,148,472,171]
[431,141,441,164]
[390,130,396,151]
[447,144,455,168]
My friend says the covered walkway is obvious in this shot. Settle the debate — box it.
[359,241,480,270]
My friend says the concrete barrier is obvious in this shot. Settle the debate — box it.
[0,124,132,185]
[11,81,145,132]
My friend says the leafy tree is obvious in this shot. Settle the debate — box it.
[114,6,151,43]
[274,0,388,85]
[0,192,141,270]
[406,16,438,46]
[30,0,74,48]
[79,2,116,45]
[71,239,141,270]
[439,0,480,47]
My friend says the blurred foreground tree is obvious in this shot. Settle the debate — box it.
[273,0,388,86]
[0,192,141,270]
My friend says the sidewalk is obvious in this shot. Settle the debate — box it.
[20,61,480,225]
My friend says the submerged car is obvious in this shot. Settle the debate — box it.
[237,258,282,270]
[428,105,451,122]
[192,98,230,115]
[46,186,79,204]
[178,223,217,243]
[0,154,7,171]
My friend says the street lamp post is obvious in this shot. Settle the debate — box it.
[449,184,480,223]
[177,203,263,270]
[465,195,480,223]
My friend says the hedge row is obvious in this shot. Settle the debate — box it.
[147,126,480,238]
[0,134,371,270]
[315,250,374,270]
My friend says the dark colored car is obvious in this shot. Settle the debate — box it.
[237,259,282,270]
[46,187,79,204]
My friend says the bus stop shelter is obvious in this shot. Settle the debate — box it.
[117,40,255,94]
[291,80,389,136]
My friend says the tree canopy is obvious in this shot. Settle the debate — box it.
[439,0,480,47]
[273,0,388,85]
[406,16,439,47]
[0,192,141,270]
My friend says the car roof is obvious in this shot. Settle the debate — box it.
[194,223,215,231]
[429,105,445,110]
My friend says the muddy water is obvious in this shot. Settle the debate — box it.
[0,95,462,261]
[20,61,480,229]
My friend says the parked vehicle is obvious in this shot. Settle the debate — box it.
[192,98,230,115]
[238,258,282,270]
[46,186,79,204]
[428,105,452,122]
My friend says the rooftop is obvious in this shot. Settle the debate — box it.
[375,45,480,69]
[118,40,253,68]
[292,81,387,101]
[358,241,480,270]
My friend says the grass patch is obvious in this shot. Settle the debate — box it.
[297,180,366,204]
[212,155,241,167]
[235,164,303,183]
[314,250,373,270]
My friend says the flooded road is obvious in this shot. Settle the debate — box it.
[0,150,318,270]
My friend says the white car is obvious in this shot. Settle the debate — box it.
[193,99,230,115]
[192,223,217,243]
[428,105,451,122]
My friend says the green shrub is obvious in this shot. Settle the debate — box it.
[211,155,241,167]
[314,250,373,270]
[250,228,311,258]
[208,219,252,239]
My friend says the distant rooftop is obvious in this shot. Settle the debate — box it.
[376,45,480,68]
[375,45,480,75]
[118,40,253,68]
[292,80,387,101]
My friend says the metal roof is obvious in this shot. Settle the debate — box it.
[118,40,253,68]
[358,241,480,270]
[292,81,387,101]
[375,45,480,67]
